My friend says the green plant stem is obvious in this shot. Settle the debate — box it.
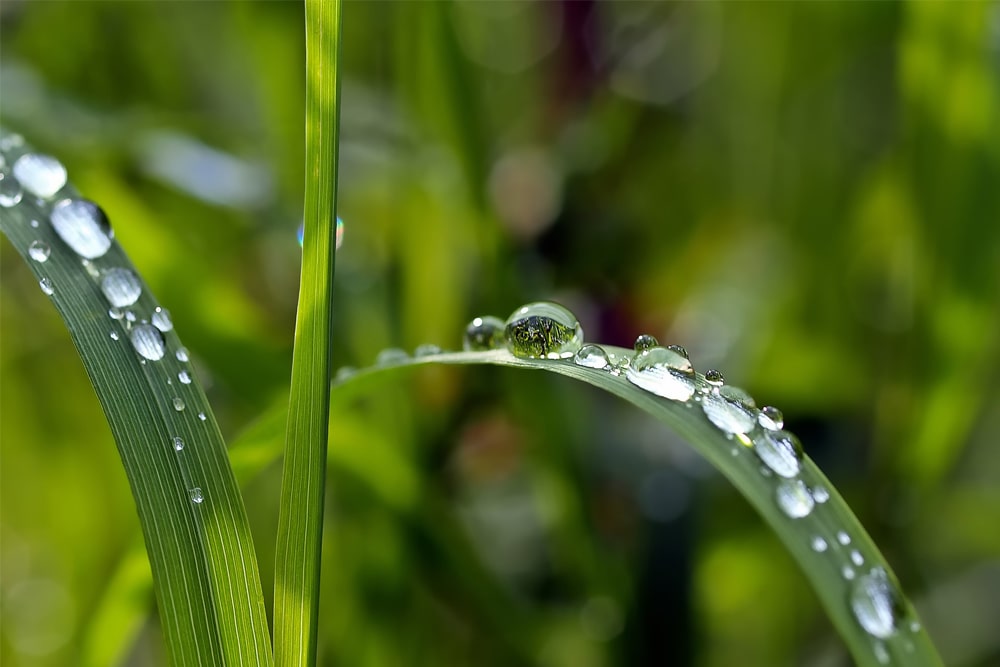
[272,0,342,665]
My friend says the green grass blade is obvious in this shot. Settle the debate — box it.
[272,0,342,664]
[0,136,272,665]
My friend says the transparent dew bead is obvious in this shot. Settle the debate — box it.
[110,331,119,341]
[108,307,124,320]
[838,531,852,546]
[758,405,784,430]
[178,371,192,385]
[49,198,114,259]
[504,301,584,359]
[172,437,185,451]
[197,412,207,421]
[851,567,903,639]
[812,486,830,504]
[574,344,610,369]
[701,388,757,435]
[719,384,755,409]
[812,536,828,553]
[851,551,865,567]
[39,277,54,296]
[28,241,51,263]
[175,347,190,362]
[633,334,659,353]
[753,429,803,478]
[414,343,442,357]
[375,347,408,366]
[0,172,23,207]
[151,307,173,332]
[100,268,142,307]
[172,398,185,412]
[12,153,67,198]
[189,488,204,504]
[463,315,506,351]
[130,323,165,361]
[775,479,815,518]
[666,344,689,360]
[626,347,697,401]
[704,370,724,387]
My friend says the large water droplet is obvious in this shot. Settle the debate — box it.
[12,153,67,199]
[626,346,697,401]
[0,172,23,207]
[574,344,610,369]
[701,389,757,435]
[173,437,185,451]
[633,334,659,353]
[100,268,142,307]
[151,307,173,332]
[49,199,114,259]
[775,479,815,518]
[189,487,204,504]
[758,406,784,430]
[376,347,408,366]
[131,324,165,360]
[504,302,583,359]
[463,315,506,351]
[39,277,54,296]
[28,241,51,263]
[753,429,803,478]
[851,567,902,639]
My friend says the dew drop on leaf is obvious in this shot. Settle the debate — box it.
[175,347,190,362]
[463,315,506,351]
[39,277,54,296]
[0,172,23,207]
[704,369,724,386]
[173,437,185,451]
[28,240,50,263]
[775,479,815,518]
[152,307,173,332]
[414,343,442,357]
[375,347,408,366]
[130,324,165,361]
[633,334,659,353]
[100,268,142,307]
[189,487,204,504]
[812,536,828,552]
[753,429,803,478]
[178,371,192,385]
[625,346,697,401]
[172,398,185,412]
[12,153,67,199]
[758,405,784,430]
[49,198,113,259]
[701,388,756,435]
[504,302,583,359]
[851,567,903,639]
[574,344,610,369]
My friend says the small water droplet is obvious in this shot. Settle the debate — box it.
[39,277,54,295]
[189,487,204,504]
[909,621,921,632]
[100,268,142,307]
[812,536,828,552]
[28,240,51,263]
[574,344,609,369]
[775,479,815,518]
[837,531,851,546]
[172,397,185,412]
[173,436,185,451]
[504,302,583,359]
[704,369,725,386]
[758,405,784,430]
[626,346,697,401]
[334,366,356,383]
[667,343,688,358]
[152,307,173,332]
[12,153,67,198]
[414,343,442,357]
[177,370,191,385]
[753,429,803,478]
[197,412,207,421]
[49,198,113,259]
[376,347,409,366]
[851,550,865,566]
[873,640,890,665]
[843,566,856,580]
[176,347,190,362]
[851,567,902,639]
[812,486,830,504]
[81,259,100,279]
[0,172,23,207]
[463,315,506,351]
[110,331,119,341]
[108,307,124,320]
[124,310,136,323]
[633,334,659,353]
[701,388,757,435]
[297,216,344,249]
[131,324,165,360]
[29,219,40,228]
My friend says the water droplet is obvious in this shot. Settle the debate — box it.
[812,486,830,504]
[0,132,24,150]
[574,344,609,369]
[28,240,50,263]
[843,566,856,580]
[874,640,890,665]
[49,199,113,259]
[81,259,100,279]
[176,370,191,385]
[173,437,185,451]
[110,331,119,341]
[758,405,784,430]
[108,307,124,320]
[124,310,136,323]
[701,388,757,435]
[39,277,54,295]
[626,346,697,401]
[719,384,755,408]
[29,219,40,228]
[414,343,442,357]
[753,429,803,478]
[334,366,356,383]
[504,302,584,359]
[297,217,344,249]
[812,536,828,552]
[463,315,506,351]
[909,621,921,633]
[175,347,190,362]
[704,369,725,386]
[851,550,865,566]
[775,479,815,518]
[837,531,851,546]
[376,347,409,366]
[173,398,185,412]
[152,307,173,332]
[633,334,659,353]
[189,487,204,504]
[12,153,67,198]
[0,172,23,207]
[100,268,142,307]
[851,567,902,639]
[197,412,207,421]
[130,324,165,360]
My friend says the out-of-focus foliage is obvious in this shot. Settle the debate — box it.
[1,2,997,666]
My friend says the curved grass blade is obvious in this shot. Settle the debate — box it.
[0,134,272,665]
[272,0,342,664]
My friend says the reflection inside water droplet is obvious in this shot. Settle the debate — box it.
[463,315,506,351]
[775,479,814,518]
[851,567,902,639]
[633,334,659,353]
[574,344,609,369]
[172,398,185,412]
[626,347,697,401]
[173,437,185,451]
[812,536,828,552]
[758,405,784,430]
[178,371,192,384]
[0,172,23,207]
[701,388,756,435]
[131,324,165,360]
[100,268,142,307]
[753,429,803,478]
[152,307,173,332]
[39,277,54,296]
[189,487,204,504]
[28,241,50,263]
[49,198,113,259]
[12,153,67,198]
[504,302,584,359]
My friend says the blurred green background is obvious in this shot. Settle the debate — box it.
[2,1,999,665]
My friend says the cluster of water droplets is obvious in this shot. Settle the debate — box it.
[1,131,208,506]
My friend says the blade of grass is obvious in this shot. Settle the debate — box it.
[272,0,342,664]
[0,134,272,665]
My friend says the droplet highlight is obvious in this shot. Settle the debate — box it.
[704,369,724,386]
[812,486,830,504]
[189,488,204,504]
[626,346,697,401]
[463,315,506,351]
[172,437,185,451]
[0,172,23,207]
[633,334,659,353]
[504,302,583,359]
[775,479,815,518]
[152,307,173,332]
[811,536,828,553]
[49,199,114,259]
[753,429,803,478]
[175,347,190,362]
[172,398,185,412]
[130,324,165,361]
[414,343,442,357]
[39,277,54,296]
[178,370,192,384]
[375,348,408,366]
[758,405,784,430]
[28,241,50,263]
[574,344,610,369]
[701,388,756,435]
[100,268,142,307]
[851,567,902,639]
[12,153,67,198]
